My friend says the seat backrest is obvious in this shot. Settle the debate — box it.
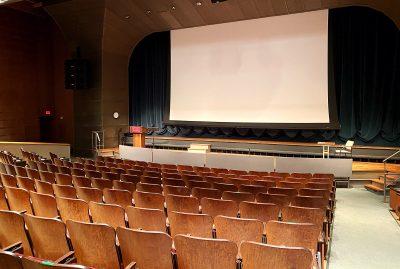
[292,195,328,209]
[117,228,173,269]
[76,187,103,203]
[113,180,136,193]
[305,182,332,190]
[239,201,280,223]
[175,235,238,269]
[72,176,92,188]
[255,193,291,207]
[102,172,120,181]
[214,215,264,247]
[299,188,331,199]
[14,166,27,177]
[266,221,320,254]
[23,214,70,260]
[1,173,18,187]
[53,184,77,199]
[162,178,185,187]
[240,241,313,269]
[56,197,90,223]
[91,178,113,190]
[0,251,23,269]
[133,191,165,210]
[169,211,213,238]
[201,197,238,218]
[126,206,166,232]
[103,188,132,209]
[222,191,255,206]
[30,191,58,218]
[39,171,55,184]
[5,186,33,214]
[141,176,162,185]
[192,187,222,200]
[277,181,305,190]
[187,180,212,189]
[34,180,53,195]
[120,174,140,184]
[251,180,275,190]
[90,200,126,226]
[165,194,199,215]
[0,187,8,210]
[212,182,238,192]
[136,182,163,194]
[26,168,40,180]
[66,220,120,269]
[268,187,298,198]
[281,206,325,229]
[0,210,32,255]
[55,173,73,186]
[16,177,35,192]
[238,185,268,196]
[163,185,191,196]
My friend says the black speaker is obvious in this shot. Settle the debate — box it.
[64,59,90,89]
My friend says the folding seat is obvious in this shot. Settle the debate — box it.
[14,166,27,177]
[266,221,320,263]
[89,201,126,229]
[240,242,313,269]
[26,167,40,180]
[127,169,142,177]
[165,194,199,215]
[192,187,222,200]
[66,220,122,269]
[36,162,48,171]
[16,176,35,192]
[285,176,308,183]
[269,172,290,178]
[162,172,181,180]
[147,162,161,168]
[238,184,267,196]
[102,172,120,181]
[74,157,85,164]
[161,164,177,170]
[76,187,103,203]
[96,165,109,172]
[123,159,136,166]
[277,181,305,190]
[256,193,291,207]
[133,191,165,210]
[103,188,133,208]
[180,170,197,176]
[73,162,84,169]
[4,164,16,175]
[26,160,38,170]
[0,251,22,269]
[137,182,163,194]
[292,195,329,210]
[187,180,212,189]
[141,176,162,185]
[229,178,252,187]
[71,168,85,177]
[261,175,283,183]
[199,171,217,178]
[291,173,312,179]
[175,235,238,269]
[113,180,136,193]
[252,180,275,189]
[240,174,260,181]
[181,174,203,182]
[222,191,255,206]
[203,176,225,184]
[105,162,117,169]
[169,211,213,238]
[56,197,90,223]
[72,176,91,188]
[177,164,194,171]
[53,184,77,199]
[313,173,334,180]
[299,188,332,200]
[200,198,238,218]
[193,166,211,173]
[110,167,125,175]
[214,216,264,247]
[126,206,166,232]
[117,164,131,170]
[5,187,33,214]
[309,177,334,185]
[120,173,140,184]
[268,187,298,198]
[57,166,71,175]
[163,185,191,196]
[117,228,173,269]
[0,210,32,255]
[30,191,58,218]
[0,187,8,210]
[248,171,270,177]
[94,156,104,163]
[84,164,96,171]
[143,170,161,178]
[213,182,238,192]
[281,206,326,233]
[86,170,102,179]
[47,163,59,173]
[54,158,64,166]
[239,201,280,223]
[306,182,332,191]
[23,214,72,260]
[1,173,18,187]
[55,173,73,186]
[91,178,113,190]
[162,178,185,187]
[229,169,248,176]
[34,179,54,195]
[39,171,55,184]
[211,168,229,174]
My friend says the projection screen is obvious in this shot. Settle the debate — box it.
[166,10,339,129]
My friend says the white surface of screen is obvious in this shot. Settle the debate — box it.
[170,10,329,124]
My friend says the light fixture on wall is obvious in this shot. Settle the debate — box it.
[113,112,119,119]
[196,1,202,6]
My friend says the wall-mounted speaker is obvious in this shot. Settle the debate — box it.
[64,59,90,90]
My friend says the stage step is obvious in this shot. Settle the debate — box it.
[364,184,384,192]
[364,177,397,192]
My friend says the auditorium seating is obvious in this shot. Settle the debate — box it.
[0,152,337,268]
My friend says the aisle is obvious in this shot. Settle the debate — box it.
[329,188,400,269]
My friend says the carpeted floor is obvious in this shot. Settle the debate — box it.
[329,188,400,269]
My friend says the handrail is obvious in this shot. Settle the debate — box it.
[383,149,400,163]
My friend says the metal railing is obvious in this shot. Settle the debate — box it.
[382,149,400,202]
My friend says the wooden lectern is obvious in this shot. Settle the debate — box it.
[130,126,147,148]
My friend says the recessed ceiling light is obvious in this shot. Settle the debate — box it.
[196,1,202,6]
[171,6,176,10]
[146,10,152,15]
[124,15,131,19]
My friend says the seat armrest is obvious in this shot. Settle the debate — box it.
[54,251,75,264]
[125,261,136,269]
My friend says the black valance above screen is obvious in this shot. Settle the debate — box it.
[129,7,400,146]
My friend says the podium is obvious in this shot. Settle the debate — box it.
[130,126,147,148]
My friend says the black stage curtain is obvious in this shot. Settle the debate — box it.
[129,7,400,146]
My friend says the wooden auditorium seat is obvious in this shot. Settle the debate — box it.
[222,191,255,206]
[277,181,305,190]
[239,201,280,223]
[191,187,222,200]
[102,172,120,181]
[251,180,276,189]
[90,178,113,190]
[126,206,166,232]
[268,187,298,198]
[52,184,77,199]
[212,182,238,192]
[16,177,35,192]
[174,235,238,269]
[281,206,326,235]
[136,183,163,194]
[26,168,40,180]
[0,187,8,210]
[14,166,27,178]
[187,180,212,189]
[162,173,182,180]
[76,187,103,203]
[113,180,136,193]
[240,241,313,269]
[0,210,32,255]
[66,220,122,269]
[56,197,90,223]
[4,187,33,214]
[34,180,53,195]
[292,196,329,210]
[57,166,71,175]
[1,174,18,187]
[165,194,200,215]
[23,214,72,261]
[89,202,126,229]
[55,173,73,186]
[169,211,214,238]
[103,188,133,208]
[162,178,185,187]
[238,184,268,196]
[141,176,163,186]
[39,171,55,184]
[163,185,191,196]
[72,176,92,188]
[0,251,22,269]
[120,174,140,184]
[201,198,238,218]
[133,191,165,210]
[29,191,58,218]
[116,228,173,269]
[71,169,85,177]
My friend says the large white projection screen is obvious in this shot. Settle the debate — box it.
[169,10,331,126]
